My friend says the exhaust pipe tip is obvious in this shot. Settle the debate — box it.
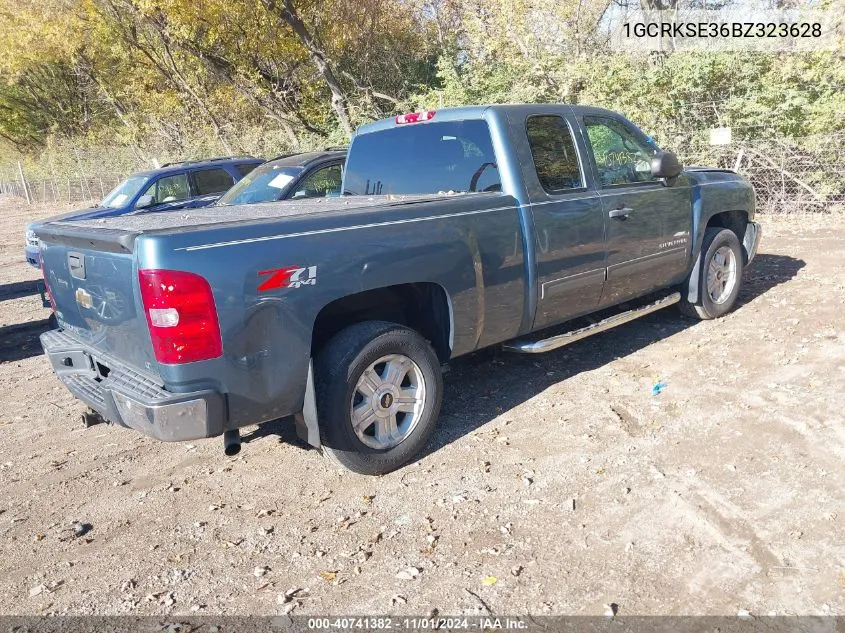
[223,429,241,456]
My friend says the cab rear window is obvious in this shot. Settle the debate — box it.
[343,120,501,196]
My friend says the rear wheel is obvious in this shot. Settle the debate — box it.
[314,321,443,475]
[680,227,744,320]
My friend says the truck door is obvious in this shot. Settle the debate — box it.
[514,111,607,330]
[578,115,692,305]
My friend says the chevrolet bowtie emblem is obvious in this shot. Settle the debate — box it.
[75,287,93,309]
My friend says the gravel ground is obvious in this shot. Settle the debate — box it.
[1,196,843,617]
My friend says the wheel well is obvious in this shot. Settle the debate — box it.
[706,210,747,238]
[311,283,452,362]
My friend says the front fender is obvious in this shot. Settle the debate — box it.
[684,170,756,304]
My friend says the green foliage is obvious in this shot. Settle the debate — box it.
[0,0,843,208]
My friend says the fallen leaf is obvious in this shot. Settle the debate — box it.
[482,576,498,586]
[319,571,337,582]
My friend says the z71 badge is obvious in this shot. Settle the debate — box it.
[257,266,317,292]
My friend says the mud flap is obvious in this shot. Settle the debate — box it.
[742,222,761,265]
[293,360,321,448]
[685,256,701,305]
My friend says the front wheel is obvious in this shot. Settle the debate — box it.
[314,321,443,475]
[680,227,744,320]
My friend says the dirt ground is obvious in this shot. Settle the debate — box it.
[0,195,843,617]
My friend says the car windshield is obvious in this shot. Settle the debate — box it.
[99,175,150,209]
[217,162,302,205]
[343,119,501,196]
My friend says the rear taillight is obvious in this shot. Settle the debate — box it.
[395,110,436,124]
[40,256,56,311]
[138,269,223,364]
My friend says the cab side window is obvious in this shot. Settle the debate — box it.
[139,173,190,204]
[291,164,343,199]
[193,168,235,196]
[583,116,657,187]
[526,115,583,193]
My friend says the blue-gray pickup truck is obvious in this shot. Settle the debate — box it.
[35,104,760,475]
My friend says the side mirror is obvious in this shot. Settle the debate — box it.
[135,194,154,209]
[651,151,683,179]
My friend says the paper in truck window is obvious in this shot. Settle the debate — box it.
[267,173,295,190]
[111,193,128,206]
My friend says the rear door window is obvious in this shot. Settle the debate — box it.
[139,173,190,204]
[193,168,235,195]
[526,116,584,193]
[343,120,501,195]
[290,163,344,199]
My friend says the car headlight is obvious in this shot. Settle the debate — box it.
[26,228,39,247]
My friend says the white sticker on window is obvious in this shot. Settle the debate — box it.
[268,174,295,190]
[111,194,128,206]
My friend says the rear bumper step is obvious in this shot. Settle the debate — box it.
[503,292,681,354]
[40,329,225,441]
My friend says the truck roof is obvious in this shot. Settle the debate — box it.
[355,103,622,136]
[131,155,263,178]
[263,150,346,168]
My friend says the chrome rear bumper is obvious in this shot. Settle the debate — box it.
[40,329,225,441]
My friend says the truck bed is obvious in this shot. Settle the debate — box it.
[50,194,446,235]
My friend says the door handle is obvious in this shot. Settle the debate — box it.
[609,207,633,219]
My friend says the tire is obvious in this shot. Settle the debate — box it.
[314,320,443,475]
[679,227,744,320]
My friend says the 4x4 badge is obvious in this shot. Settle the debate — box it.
[257,266,317,292]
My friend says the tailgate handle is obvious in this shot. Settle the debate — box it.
[68,252,86,279]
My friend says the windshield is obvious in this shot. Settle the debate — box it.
[99,175,150,209]
[343,120,501,196]
[217,162,302,205]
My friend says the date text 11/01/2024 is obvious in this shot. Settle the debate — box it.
[306,617,528,630]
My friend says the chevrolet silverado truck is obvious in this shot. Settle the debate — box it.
[35,104,760,475]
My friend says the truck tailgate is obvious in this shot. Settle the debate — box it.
[37,224,157,379]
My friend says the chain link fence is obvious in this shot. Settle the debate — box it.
[0,172,125,206]
[2,133,844,213]
[676,132,845,214]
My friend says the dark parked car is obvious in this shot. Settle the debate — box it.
[25,155,263,267]
[216,150,345,206]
